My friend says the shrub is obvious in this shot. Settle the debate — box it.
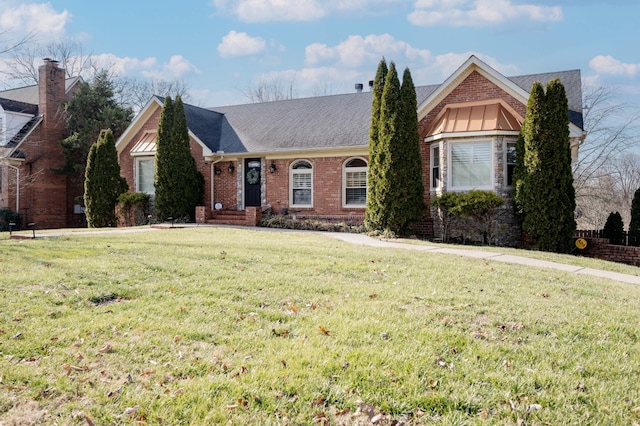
[602,211,625,245]
[431,192,460,243]
[118,192,151,226]
[432,191,505,245]
[0,208,22,231]
[629,187,640,247]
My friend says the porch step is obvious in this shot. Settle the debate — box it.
[207,210,247,226]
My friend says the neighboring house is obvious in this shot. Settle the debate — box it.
[0,59,83,229]
[116,56,585,243]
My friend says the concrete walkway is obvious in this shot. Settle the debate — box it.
[325,232,640,286]
[6,225,640,286]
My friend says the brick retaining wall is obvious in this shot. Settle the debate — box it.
[576,237,640,267]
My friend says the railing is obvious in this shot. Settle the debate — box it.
[575,229,631,246]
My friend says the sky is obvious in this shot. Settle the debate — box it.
[0,0,639,109]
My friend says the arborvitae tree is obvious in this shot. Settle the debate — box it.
[376,62,401,232]
[390,67,424,234]
[153,95,204,221]
[602,211,625,245]
[172,96,204,218]
[153,96,175,222]
[628,187,640,246]
[61,71,133,181]
[516,79,576,253]
[544,79,576,252]
[365,58,388,229]
[84,129,128,227]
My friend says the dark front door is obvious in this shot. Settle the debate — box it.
[244,158,262,207]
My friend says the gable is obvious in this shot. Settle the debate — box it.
[419,70,526,139]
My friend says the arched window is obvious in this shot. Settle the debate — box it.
[343,157,367,207]
[290,160,313,207]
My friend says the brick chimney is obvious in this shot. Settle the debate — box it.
[38,58,66,130]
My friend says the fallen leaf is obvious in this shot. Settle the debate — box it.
[237,398,248,407]
[311,396,326,406]
[98,344,112,353]
[318,325,330,336]
[369,294,378,299]
[527,404,542,412]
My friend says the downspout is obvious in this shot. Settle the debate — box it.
[7,164,19,213]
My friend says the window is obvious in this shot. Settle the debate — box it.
[431,145,440,188]
[449,140,492,189]
[505,141,516,187]
[136,157,155,194]
[343,158,367,207]
[290,160,312,207]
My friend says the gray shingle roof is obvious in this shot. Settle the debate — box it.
[0,98,38,115]
[0,76,81,105]
[199,69,581,155]
[509,69,583,129]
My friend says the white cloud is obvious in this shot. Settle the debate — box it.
[217,31,266,58]
[212,0,326,22]
[305,34,431,68]
[0,2,70,38]
[408,0,563,27]
[91,53,157,78]
[212,0,404,22]
[589,55,640,77]
[90,53,199,81]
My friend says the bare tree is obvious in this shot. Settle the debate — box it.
[0,30,36,56]
[573,84,640,230]
[242,75,297,103]
[574,84,640,194]
[576,153,640,229]
[1,40,94,85]
[113,76,192,113]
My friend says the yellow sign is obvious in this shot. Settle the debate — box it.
[575,238,587,250]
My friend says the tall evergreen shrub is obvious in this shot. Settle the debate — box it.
[628,187,640,246]
[154,96,204,222]
[602,211,625,245]
[365,59,388,229]
[515,79,576,253]
[84,129,128,227]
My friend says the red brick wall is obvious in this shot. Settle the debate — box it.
[577,238,640,267]
[419,71,525,137]
[12,60,69,229]
[264,156,366,219]
[119,107,212,213]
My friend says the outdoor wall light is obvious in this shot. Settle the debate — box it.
[214,166,222,175]
[269,161,277,173]
[228,163,235,174]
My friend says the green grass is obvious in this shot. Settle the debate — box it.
[1,228,639,425]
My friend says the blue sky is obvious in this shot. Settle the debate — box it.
[1,0,639,108]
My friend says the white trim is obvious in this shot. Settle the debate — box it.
[289,159,313,208]
[430,143,441,190]
[342,157,368,208]
[135,156,155,195]
[447,138,494,191]
[417,56,530,121]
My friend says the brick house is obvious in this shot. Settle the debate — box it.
[0,59,83,229]
[116,56,585,242]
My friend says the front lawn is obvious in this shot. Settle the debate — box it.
[1,228,639,425]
